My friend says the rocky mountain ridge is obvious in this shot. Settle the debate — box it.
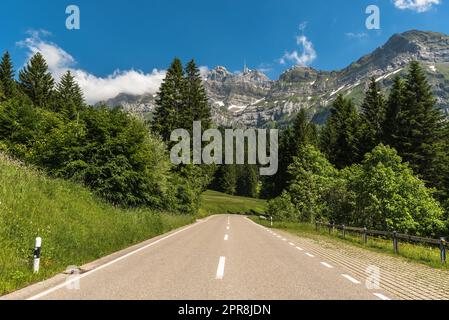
[103,30,449,128]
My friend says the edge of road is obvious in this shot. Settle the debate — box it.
[1,215,219,301]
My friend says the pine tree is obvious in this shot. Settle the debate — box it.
[262,110,318,198]
[184,59,211,131]
[358,78,385,156]
[0,79,4,102]
[320,95,360,169]
[153,58,185,141]
[55,70,84,118]
[19,52,55,108]
[394,61,445,183]
[0,51,17,99]
[382,76,406,147]
[292,109,319,149]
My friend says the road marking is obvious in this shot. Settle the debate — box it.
[320,262,334,269]
[273,233,278,236]
[227,217,230,225]
[305,253,315,258]
[26,215,216,300]
[342,274,361,284]
[288,242,295,246]
[216,257,226,280]
[373,293,391,300]
[226,226,230,230]
[282,238,287,241]
[296,246,304,251]
[277,235,282,238]
[224,234,229,241]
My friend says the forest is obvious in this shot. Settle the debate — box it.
[0,51,448,237]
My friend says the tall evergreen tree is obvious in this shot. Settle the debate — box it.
[153,58,185,141]
[55,70,85,118]
[0,79,4,102]
[19,53,55,107]
[320,95,360,169]
[0,51,17,99]
[382,76,406,147]
[292,109,319,148]
[184,59,211,131]
[358,77,385,156]
[393,61,445,183]
[262,110,318,198]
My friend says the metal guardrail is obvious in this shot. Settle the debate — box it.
[315,222,448,264]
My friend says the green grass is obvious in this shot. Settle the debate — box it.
[251,217,449,270]
[199,190,267,217]
[0,154,195,295]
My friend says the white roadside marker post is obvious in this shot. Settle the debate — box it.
[33,237,42,274]
[270,216,273,227]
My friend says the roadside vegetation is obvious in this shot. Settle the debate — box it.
[0,154,194,295]
[251,217,449,270]
[264,62,449,238]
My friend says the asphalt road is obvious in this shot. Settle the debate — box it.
[21,215,394,300]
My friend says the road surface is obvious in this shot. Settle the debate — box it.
[13,215,394,300]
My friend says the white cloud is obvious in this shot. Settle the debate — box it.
[17,30,167,104]
[280,24,317,66]
[345,32,368,39]
[393,0,441,12]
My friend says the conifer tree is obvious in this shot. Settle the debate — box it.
[0,79,4,102]
[382,76,406,147]
[55,70,84,118]
[184,59,211,131]
[320,95,360,169]
[262,110,318,198]
[0,51,17,99]
[394,61,445,182]
[19,53,55,107]
[153,58,185,141]
[358,78,385,156]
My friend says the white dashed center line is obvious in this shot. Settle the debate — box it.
[224,234,229,241]
[373,293,391,300]
[288,242,295,246]
[342,274,361,284]
[305,253,315,258]
[320,262,334,269]
[296,246,304,251]
[226,226,230,230]
[216,257,226,280]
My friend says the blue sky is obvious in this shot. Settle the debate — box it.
[0,0,448,103]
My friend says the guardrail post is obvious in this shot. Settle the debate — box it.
[393,231,399,254]
[363,227,368,244]
[342,225,346,239]
[33,237,42,273]
[440,238,446,264]
[328,223,332,235]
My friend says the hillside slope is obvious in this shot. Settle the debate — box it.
[0,154,194,295]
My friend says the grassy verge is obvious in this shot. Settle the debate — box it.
[251,217,448,270]
[0,155,195,295]
[199,190,267,217]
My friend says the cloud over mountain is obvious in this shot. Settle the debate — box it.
[17,30,166,104]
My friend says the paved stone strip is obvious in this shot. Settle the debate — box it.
[276,230,449,300]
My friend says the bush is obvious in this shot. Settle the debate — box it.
[349,145,445,236]
[267,191,298,222]
[287,145,338,223]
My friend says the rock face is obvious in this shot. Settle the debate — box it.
[103,30,449,127]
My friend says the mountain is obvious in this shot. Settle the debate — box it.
[102,30,449,127]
